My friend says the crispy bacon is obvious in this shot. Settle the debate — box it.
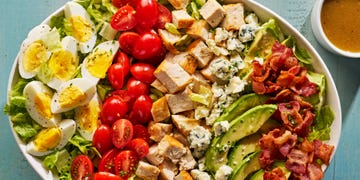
[264,167,287,180]
[313,140,334,165]
[285,149,309,174]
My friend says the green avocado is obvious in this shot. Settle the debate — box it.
[249,169,264,180]
[231,151,262,180]
[228,133,261,169]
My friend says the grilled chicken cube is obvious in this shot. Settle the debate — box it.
[179,148,197,171]
[158,29,181,54]
[199,0,225,28]
[158,135,187,164]
[188,71,211,93]
[171,52,198,74]
[171,114,200,136]
[187,39,214,68]
[175,170,194,180]
[172,10,195,28]
[135,161,160,180]
[166,87,195,114]
[221,3,245,31]
[168,0,189,10]
[151,79,169,94]
[159,159,179,174]
[172,130,190,147]
[146,144,165,165]
[148,122,173,142]
[159,168,176,180]
[186,20,210,41]
[151,96,171,122]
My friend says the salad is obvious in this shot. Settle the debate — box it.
[4,0,336,179]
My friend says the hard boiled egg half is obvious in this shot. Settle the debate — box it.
[81,40,120,84]
[18,24,52,79]
[51,78,96,113]
[23,81,61,127]
[27,119,76,156]
[64,1,97,53]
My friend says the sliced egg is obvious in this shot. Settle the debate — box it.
[47,36,79,90]
[27,119,76,156]
[74,94,101,140]
[64,1,97,53]
[23,81,61,127]
[18,24,52,79]
[81,40,120,84]
[51,78,96,113]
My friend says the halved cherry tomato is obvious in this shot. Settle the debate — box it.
[133,124,151,144]
[130,63,156,84]
[93,124,114,155]
[154,3,172,29]
[98,149,118,173]
[110,5,137,31]
[100,96,128,125]
[114,52,131,76]
[112,0,132,8]
[119,31,140,54]
[114,150,139,179]
[93,172,124,180]
[71,155,93,180]
[112,119,134,149]
[130,95,153,124]
[126,138,149,158]
[126,77,150,98]
[132,32,163,60]
[109,89,136,108]
[134,0,159,30]
[108,63,125,90]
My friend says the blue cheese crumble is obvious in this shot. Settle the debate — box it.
[213,121,230,136]
[215,165,233,180]
[188,126,212,158]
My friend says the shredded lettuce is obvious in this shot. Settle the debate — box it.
[41,28,62,51]
[49,16,73,38]
[309,105,334,141]
[43,150,72,180]
[282,36,312,65]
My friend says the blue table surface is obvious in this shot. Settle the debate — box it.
[0,0,359,179]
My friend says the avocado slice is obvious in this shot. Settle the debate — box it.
[231,151,262,180]
[248,161,292,180]
[228,133,261,169]
[249,169,264,180]
[205,104,277,173]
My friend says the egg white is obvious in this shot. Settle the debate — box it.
[27,119,76,156]
[23,81,61,127]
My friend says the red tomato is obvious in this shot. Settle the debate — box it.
[130,95,153,124]
[143,44,167,65]
[70,155,93,180]
[93,172,124,180]
[112,0,132,8]
[110,5,137,31]
[126,77,150,98]
[93,124,114,155]
[119,31,140,54]
[130,63,156,84]
[109,89,136,108]
[134,0,159,29]
[114,150,139,178]
[100,96,128,125]
[112,119,134,149]
[108,63,125,90]
[126,138,149,158]
[154,3,172,29]
[132,32,163,60]
[98,149,118,173]
[114,52,131,76]
[133,124,151,144]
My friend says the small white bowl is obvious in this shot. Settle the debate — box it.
[311,0,360,58]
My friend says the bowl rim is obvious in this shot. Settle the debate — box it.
[7,1,342,179]
[311,0,360,58]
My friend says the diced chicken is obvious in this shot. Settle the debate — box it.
[172,130,190,147]
[186,20,210,41]
[151,79,169,94]
[158,135,187,163]
[154,60,193,94]
[199,0,225,28]
[172,10,195,28]
[166,87,195,114]
[151,96,171,122]
[99,22,117,40]
[200,63,216,83]
[159,168,176,180]
[159,159,179,174]
[222,0,243,4]
[179,110,195,119]
[168,0,190,10]
[146,144,164,165]
[148,122,173,142]
[175,170,194,180]
[221,3,245,31]
[188,71,211,93]
[172,52,198,74]
[158,29,181,54]
[135,161,160,180]
[171,114,200,136]
[187,39,214,68]
[179,148,197,171]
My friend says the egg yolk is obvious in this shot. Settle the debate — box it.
[34,127,61,152]
[23,40,48,73]
[70,16,92,43]
[85,50,112,78]
[76,100,100,131]
[59,86,86,108]
[34,92,54,120]
[48,50,78,81]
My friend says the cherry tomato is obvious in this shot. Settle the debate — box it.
[71,155,93,180]
[119,31,140,54]
[93,172,124,180]
[108,63,125,90]
[114,150,139,179]
[130,63,156,84]
[98,149,118,173]
[126,77,150,98]
[109,89,136,108]
[133,124,151,144]
[154,3,172,29]
[133,32,163,60]
[144,44,167,65]
[114,52,131,76]
[93,124,114,155]
[134,0,159,29]
[100,96,128,125]
[130,95,153,124]
[110,5,137,31]
[126,138,149,158]
[112,0,132,8]
[112,119,134,149]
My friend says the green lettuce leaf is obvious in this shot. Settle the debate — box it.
[43,150,72,179]
[309,105,334,141]
[282,36,312,65]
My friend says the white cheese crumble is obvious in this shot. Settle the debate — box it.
[213,121,230,136]
[215,165,233,180]
[239,24,258,43]
[245,13,259,25]
[215,27,230,44]
[188,126,212,158]
[226,76,247,94]
[206,39,229,56]
[191,169,211,180]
